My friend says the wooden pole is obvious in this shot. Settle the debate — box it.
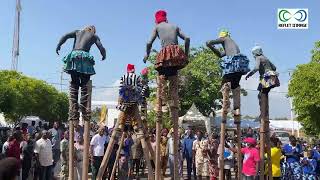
[263,93,273,180]
[82,80,92,180]
[68,120,75,180]
[235,119,242,180]
[155,75,164,180]
[259,92,266,180]
[168,75,180,180]
[219,83,230,180]
[97,120,122,180]
[110,132,125,180]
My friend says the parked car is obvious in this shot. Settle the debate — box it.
[273,130,290,145]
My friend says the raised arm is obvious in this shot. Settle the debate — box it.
[177,27,190,57]
[206,38,226,58]
[144,28,158,63]
[95,35,106,60]
[56,30,77,55]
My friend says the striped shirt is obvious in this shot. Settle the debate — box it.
[120,73,142,88]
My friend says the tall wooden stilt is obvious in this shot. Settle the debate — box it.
[168,75,180,179]
[262,93,273,180]
[232,86,242,180]
[155,75,164,180]
[259,92,266,180]
[68,120,75,180]
[97,120,123,180]
[82,80,92,180]
[219,83,230,180]
[110,132,125,180]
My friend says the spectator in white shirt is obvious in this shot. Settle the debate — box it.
[34,130,53,180]
[90,127,108,180]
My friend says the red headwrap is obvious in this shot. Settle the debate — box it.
[127,64,135,73]
[155,10,167,24]
[244,137,257,146]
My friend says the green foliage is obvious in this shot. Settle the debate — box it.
[288,41,320,135]
[0,70,68,125]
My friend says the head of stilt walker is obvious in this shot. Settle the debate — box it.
[141,67,149,76]
[251,45,263,57]
[127,64,135,73]
[83,25,96,34]
[219,28,230,38]
[155,10,167,24]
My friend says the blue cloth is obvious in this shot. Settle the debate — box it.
[302,158,317,175]
[183,136,195,159]
[123,138,134,157]
[312,149,320,160]
[283,144,302,164]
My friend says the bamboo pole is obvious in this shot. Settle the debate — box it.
[155,75,164,180]
[82,80,92,180]
[219,83,230,180]
[110,132,125,180]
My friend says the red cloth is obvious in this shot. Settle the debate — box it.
[7,140,21,168]
[155,10,167,24]
[141,68,149,76]
[127,64,135,73]
[244,137,257,146]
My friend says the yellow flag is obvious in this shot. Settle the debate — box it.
[99,105,107,125]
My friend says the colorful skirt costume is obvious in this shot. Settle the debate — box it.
[258,70,280,91]
[155,45,188,71]
[63,50,95,75]
[220,54,250,76]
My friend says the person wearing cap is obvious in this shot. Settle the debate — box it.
[56,25,106,123]
[239,137,260,179]
[34,130,53,180]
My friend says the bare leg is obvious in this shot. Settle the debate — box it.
[219,83,230,180]
[155,75,165,180]
[168,75,180,180]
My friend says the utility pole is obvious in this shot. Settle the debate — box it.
[288,69,295,135]
[11,0,21,71]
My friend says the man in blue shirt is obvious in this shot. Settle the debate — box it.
[183,127,196,180]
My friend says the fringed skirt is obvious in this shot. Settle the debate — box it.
[155,45,188,71]
[63,50,95,75]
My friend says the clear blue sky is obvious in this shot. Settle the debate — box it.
[0,0,319,118]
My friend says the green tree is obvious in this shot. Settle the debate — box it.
[288,41,320,135]
[0,70,68,125]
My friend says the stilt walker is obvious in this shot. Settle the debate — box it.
[97,64,154,180]
[206,29,250,180]
[143,10,190,180]
[56,25,106,180]
[245,45,280,180]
